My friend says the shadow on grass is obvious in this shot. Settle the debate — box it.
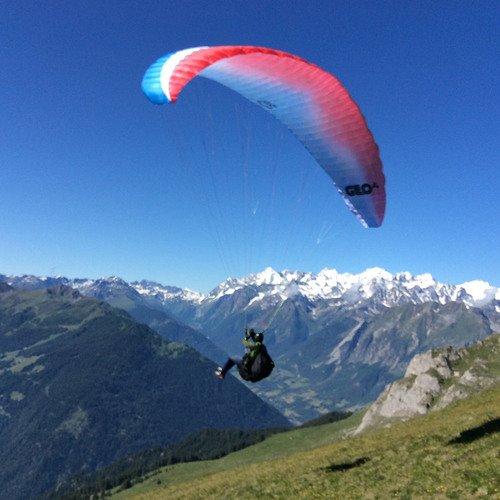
[448,417,500,445]
[323,457,370,473]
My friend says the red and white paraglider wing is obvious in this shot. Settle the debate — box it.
[142,46,385,227]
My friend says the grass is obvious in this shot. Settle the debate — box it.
[452,335,500,376]
[113,385,499,499]
[112,411,362,497]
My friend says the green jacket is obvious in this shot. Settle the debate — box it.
[242,337,262,360]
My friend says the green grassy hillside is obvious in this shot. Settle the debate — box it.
[114,385,499,498]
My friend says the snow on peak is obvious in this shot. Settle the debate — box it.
[201,267,498,310]
[357,267,393,282]
[395,271,412,281]
[105,276,128,285]
[3,268,497,312]
[410,273,436,288]
[317,268,340,279]
[250,267,284,286]
[208,276,245,300]
[458,280,497,306]
[132,280,204,303]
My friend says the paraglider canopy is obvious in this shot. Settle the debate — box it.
[142,45,385,228]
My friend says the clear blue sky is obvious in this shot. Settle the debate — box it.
[1,1,498,292]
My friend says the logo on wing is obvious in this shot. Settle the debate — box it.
[345,183,380,196]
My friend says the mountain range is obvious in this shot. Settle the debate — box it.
[134,267,498,338]
[1,268,498,422]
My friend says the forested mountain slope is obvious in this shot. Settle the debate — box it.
[0,285,288,499]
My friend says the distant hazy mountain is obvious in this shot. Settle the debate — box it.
[2,268,497,422]
[0,285,288,499]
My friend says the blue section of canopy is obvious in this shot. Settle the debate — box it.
[141,54,172,104]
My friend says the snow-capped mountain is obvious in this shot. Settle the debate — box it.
[209,267,498,307]
[3,267,497,311]
[132,280,204,304]
[127,268,499,345]
[3,268,497,351]
[129,266,498,311]
[1,268,497,422]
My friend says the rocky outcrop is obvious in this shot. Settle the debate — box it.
[355,334,499,434]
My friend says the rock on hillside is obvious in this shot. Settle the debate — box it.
[355,334,499,433]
